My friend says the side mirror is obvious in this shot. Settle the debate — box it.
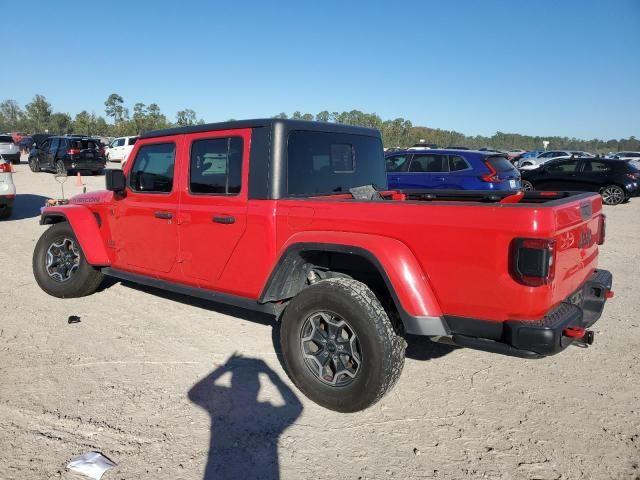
[106,169,126,193]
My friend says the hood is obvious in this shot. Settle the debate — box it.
[69,190,114,205]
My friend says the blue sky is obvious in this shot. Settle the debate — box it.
[3,0,639,139]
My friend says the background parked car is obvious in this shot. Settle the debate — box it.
[406,143,438,150]
[28,136,106,175]
[610,151,640,161]
[520,157,640,205]
[517,150,594,169]
[0,135,20,164]
[0,156,16,219]
[386,149,521,191]
[106,136,138,163]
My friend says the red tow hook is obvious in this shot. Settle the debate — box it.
[563,327,594,345]
[606,290,614,299]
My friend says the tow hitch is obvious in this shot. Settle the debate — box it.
[563,327,595,346]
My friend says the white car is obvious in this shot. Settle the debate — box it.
[106,136,138,163]
[0,134,21,165]
[0,156,16,219]
[517,150,594,169]
[611,151,640,161]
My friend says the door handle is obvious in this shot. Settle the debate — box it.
[154,211,173,219]
[213,215,235,224]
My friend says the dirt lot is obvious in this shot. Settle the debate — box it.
[1,158,639,480]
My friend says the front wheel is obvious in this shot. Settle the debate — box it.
[600,185,625,206]
[521,180,534,192]
[33,222,104,298]
[280,278,406,412]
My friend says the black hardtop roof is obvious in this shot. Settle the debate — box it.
[140,118,381,140]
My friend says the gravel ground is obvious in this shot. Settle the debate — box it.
[1,158,639,480]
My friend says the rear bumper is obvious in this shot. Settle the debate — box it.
[68,159,106,170]
[440,269,613,358]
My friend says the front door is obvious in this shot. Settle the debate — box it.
[46,137,59,170]
[111,139,181,275]
[536,159,580,190]
[177,129,250,289]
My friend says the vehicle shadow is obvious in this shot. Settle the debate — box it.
[5,194,49,221]
[405,334,459,361]
[188,354,303,480]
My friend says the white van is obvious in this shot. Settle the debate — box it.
[106,136,138,163]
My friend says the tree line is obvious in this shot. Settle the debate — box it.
[0,93,205,138]
[1,95,638,153]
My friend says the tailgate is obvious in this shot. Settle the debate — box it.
[549,194,604,305]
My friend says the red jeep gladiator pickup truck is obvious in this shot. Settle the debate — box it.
[33,119,613,412]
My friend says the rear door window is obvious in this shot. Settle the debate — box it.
[449,155,470,171]
[583,161,611,173]
[189,137,244,195]
[409,154,448,172]
[128,143,176,193]
[546,160,579,173]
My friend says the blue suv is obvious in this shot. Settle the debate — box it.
[385,149,521,191]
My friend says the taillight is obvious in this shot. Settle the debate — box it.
[510,238,556,286]
[598,214,606,245]
[481,161,498,182]
[0,162,11,173]
[67,148,81,155]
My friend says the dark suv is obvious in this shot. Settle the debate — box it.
[520,157,640,205]
[28,136,106,175]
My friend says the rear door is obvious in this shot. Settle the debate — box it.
[536,159,581,190]
[395,153,448,188]
[578,159,613,192]
[111,139,181,275]
[177,128,250,288]
[442,154,473,189]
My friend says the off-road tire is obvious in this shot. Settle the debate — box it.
[29,156,40,172]
[33,222,103,298]
[280,278,406,412]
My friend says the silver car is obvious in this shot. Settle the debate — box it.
[0,155,16,219]
[0,135,20,165]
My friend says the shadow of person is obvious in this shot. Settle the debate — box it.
[188,354,303,480]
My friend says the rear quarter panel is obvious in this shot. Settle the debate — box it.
[274,194,603,322]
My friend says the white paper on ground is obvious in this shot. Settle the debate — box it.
[66,451,116,480]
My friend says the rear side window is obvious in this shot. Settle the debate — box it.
[189,137,243,195]
[409,154,448,172]
[287,130,386,196]
[0,135,13,143]
[385,154,410,172]
[129,143,176,193]
[449,155,469,171]
[486,156,517,173]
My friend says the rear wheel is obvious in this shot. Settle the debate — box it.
[280,278,406,412]
[28,156,41,172]
[33,222,104,298]
[521,180,534,192]
[600,185,625,205]
[55,160,67,175]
